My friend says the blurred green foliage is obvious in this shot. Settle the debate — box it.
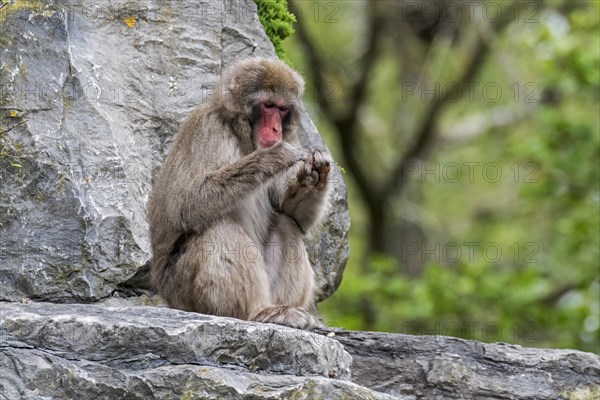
[284,1,599,353]
[255,0,296,61]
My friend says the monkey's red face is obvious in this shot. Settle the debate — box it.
[254,100,289,149]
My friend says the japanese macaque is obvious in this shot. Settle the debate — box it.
[148,58,331,329]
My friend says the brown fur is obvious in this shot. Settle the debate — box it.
[148,58,331,329]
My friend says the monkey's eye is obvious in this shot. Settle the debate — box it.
[264,102,275,109]
[279,106,289,112]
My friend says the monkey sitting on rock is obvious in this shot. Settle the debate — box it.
[148,58,331,329]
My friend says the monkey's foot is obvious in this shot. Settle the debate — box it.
[251,306,320,329]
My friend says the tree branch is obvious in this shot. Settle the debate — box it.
[293,4,384,208]
[290,5,333,118]
[336,116,379,209]
[382,40,487,200]
[381,2,522,201]
[343,7,384,124]
[333,7,386,208]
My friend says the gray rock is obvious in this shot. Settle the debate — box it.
[1,302,351,380]
[1,303,598,400]
[0,302,401,400]
[0,349,396,400]
[0,0,349,303]
[325,329,600,400]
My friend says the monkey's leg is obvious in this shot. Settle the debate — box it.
[250,216,321,329]
[162,221,271,320]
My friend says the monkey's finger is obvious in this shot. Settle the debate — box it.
[312,149,331,171]
[319,164,331,176]
[315,166,329,190]
[311,149,324,164]
[303,160,313,176]
[295,160,315,186]
[307,169,319,186]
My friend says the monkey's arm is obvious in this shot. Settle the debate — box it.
[276,149,331,233]
[177,142,306,232]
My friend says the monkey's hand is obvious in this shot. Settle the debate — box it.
[299,149,331,190]
[273,142,312,169]
[276,148,331,232]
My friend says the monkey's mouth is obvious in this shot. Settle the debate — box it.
[257,135,280,149]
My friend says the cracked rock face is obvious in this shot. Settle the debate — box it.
[330,330,600,400]
[0,303,396,400]
[0,0,349,303]
[2,303,598,400]
[1,303,353,380]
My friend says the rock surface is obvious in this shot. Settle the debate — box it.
[0,0,349,304]
[0,302,394,400]
[1,302,598,400]
[327,329,600,400]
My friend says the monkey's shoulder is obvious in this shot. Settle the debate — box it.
[173,110,237,157]
[179,103,218,134]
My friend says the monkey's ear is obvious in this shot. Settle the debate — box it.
[227,75,240,92]
[224,59,263,94]
[225,63,251,94]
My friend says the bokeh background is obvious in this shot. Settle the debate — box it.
[263,0,599,353]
